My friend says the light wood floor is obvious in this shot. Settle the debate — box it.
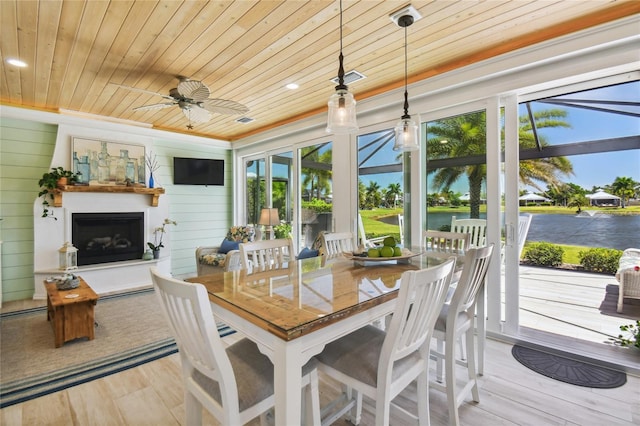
[1,331,638,426]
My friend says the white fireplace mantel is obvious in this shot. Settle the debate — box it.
[32,124,171,299]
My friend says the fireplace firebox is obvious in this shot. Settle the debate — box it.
[72,212,144,266]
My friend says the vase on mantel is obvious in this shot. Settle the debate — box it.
[149,173,155,189]
[153,249,160,259]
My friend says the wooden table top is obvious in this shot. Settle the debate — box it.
[188,253,457,341]
[45,276,99,306]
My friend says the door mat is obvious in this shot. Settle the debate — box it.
[511,345,626,388]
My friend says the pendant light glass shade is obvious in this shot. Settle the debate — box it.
[393,116,419,151]
[327,87,358,134]
[392,13,419,152]
[327,0,358,134]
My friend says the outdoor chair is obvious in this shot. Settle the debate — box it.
[150,267,320,425]
[616,248,640,312]
[358,213,388,248]
[239,238,294,273]
[315,259,456,426]
[196,226,260,275]
[320,232,356,259]
[450,216,487,248]
[430,244,494,426]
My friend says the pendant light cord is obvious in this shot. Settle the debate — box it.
[402,23,410,119]
[336,0,347,90]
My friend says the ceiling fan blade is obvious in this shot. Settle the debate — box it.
[112,83,174,101]
[182,105,212,123]
[201,99,249,115]
[177,79,210,102]
[132,102,176,111]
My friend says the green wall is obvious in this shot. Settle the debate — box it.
[0,116,232,302]
[0,117,57,301]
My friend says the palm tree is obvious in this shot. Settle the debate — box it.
[427,109,574,218]
[365,181,381,209]
[567,193,588,213]
[301,146,332,201]
[609,176,638,208]
[385,183,402,207]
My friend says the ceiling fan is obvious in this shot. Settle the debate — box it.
[113,78,249,127]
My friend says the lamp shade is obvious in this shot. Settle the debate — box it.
[327,89,358,134]
[393,116,419,151]
[258,208,280,226]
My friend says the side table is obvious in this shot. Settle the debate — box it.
[45,276,99,348]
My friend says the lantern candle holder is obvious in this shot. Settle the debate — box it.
[59,241,78,271]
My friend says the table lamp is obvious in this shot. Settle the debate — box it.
[258,207,279,239]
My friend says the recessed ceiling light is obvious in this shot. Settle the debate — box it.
[285,83,299,90]
[7,58,27,67]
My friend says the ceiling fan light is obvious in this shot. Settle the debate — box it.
[393,116,419,151]
[327,88,358,134]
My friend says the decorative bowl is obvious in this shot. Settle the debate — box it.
[55,275,80,290]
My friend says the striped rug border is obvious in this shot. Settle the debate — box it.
[0,289,235,408]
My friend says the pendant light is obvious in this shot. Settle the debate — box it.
[327,0,358,134]
[393,13,419,152]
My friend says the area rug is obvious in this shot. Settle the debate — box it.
[0,289,234,408]
[511,345,626,388]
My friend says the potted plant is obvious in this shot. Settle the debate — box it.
[38,167,81,219]
[147,218,177,258]
[611,320,640,349]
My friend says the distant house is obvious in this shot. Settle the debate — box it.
[586,190,621,207]
[519,191,550,206]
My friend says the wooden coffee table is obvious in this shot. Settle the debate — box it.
[45,276,99,348]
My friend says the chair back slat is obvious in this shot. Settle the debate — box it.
[381,258,456,364]
[450,244,494,315]
[239,238,293,273]
[150,267,237,416]
[450,216,487,248]
[423,230,470,254]
[320,232,355,258]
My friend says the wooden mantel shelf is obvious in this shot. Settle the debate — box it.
[53,185,165,207]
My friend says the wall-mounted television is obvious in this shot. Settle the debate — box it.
[173,157,224,186]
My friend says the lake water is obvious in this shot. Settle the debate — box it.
[426,211,640,250]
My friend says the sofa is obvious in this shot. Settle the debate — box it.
[196,226,261,275]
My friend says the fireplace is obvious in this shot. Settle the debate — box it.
[72,212,144,266]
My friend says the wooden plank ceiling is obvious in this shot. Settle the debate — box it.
[1,1,638,142]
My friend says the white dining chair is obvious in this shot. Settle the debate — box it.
[239,238,294,273]
[423,230,471,254]
[320,232,356,259]
[149,267,320,426]
[315,258,456,426]
[430,244,494,426]
[450,216,487,248]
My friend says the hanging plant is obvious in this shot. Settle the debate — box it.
[38,167,80,219]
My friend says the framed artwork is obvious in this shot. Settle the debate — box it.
[72,138,146,186]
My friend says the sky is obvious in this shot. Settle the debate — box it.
[358,81,639,196]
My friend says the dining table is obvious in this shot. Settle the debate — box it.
[187,251,461,425]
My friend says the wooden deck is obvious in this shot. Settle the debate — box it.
[518,265,639,344]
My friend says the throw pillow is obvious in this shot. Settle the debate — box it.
[297,247,319,259]
[227,226,255,243]
[219,238,240,254]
